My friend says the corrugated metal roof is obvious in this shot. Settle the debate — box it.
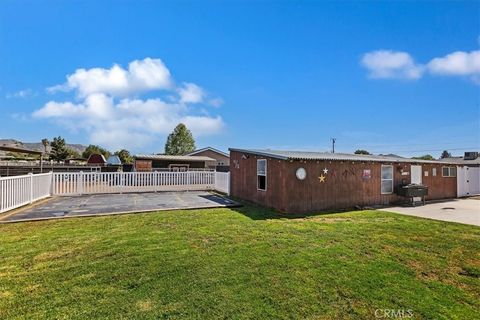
[134,154,216,162]
[229,148,460,164]
[0,145,43,155]
[107,155,122,165]
[438,157,480,165]
[186,147,229,157]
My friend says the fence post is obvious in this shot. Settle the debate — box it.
[213,170,216,190]
[227,172,230,195]
[79,171,84,195]
[50,171,54,195]
[29,172,33,204]
[49,171,53,196]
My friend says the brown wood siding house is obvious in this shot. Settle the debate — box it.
[134,154,216,172]
[187,147,230,172]
[229,149,459,213]
[87,153,107,166]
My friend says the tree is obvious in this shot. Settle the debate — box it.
[49,136,70,162]
[354,149,371,155]
[440,150,451,159]
[412,154,434,160]
[67,148,81,159]
[114,149,133,164]
[41,138,49,155]
[164,123,196,155]
[82,145,110,159]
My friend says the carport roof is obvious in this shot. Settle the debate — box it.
[229,148,460,164]
[0,145,42,155]
[134,154,216,162]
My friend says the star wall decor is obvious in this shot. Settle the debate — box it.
[318,175,326,183]
[323,168,328,174]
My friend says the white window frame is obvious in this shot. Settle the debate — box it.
[442,166,457,177]
[381,165,394,195]
[257,159,267,191]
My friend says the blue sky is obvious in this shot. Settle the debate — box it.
[0,1,479,157]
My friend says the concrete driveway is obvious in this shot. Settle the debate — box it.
[380,198,480,226]
[0,191,239,223]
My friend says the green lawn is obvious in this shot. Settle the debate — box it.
[0,205,479,319]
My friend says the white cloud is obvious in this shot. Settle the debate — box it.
[427,50,480,76]
[209,97,224,107]
[48,58,172,97]
[34,58,224,150]
[362,47,480,84]
[361,50,423,79]
[178,82,205,104]
[181,115,224,134]
[34,96,224,150]
[6,89,34,99]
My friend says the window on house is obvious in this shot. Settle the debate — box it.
[381,165,394,194]
[257,159,267,191]
[432,168,437,176]
[442,166,457,177]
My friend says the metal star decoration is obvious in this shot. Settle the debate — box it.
[323,168,328,174]
[318,175,326,183]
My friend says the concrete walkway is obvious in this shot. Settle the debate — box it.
[380,198,480,226]
[0,191,239,223]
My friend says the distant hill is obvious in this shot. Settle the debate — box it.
[378,153,405,158]
[0,139,87,155]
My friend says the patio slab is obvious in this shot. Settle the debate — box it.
[379,198,480,226]
[0,191,239,223]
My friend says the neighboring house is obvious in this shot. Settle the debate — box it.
[440,152,480,197]
[101,155,123,172]
[87,154,107,166]
[134,154,216,172]
[187,147,230,172]
[65,157,87,165]
[229,148,460,213]
[439,151,480,167]
[107,155,122,166]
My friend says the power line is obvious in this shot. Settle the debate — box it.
[360,147,478,153]
[357,141,479,149]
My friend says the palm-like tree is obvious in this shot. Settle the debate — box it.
[41,138,49,155]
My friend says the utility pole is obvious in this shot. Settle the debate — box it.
[331,138,336,153]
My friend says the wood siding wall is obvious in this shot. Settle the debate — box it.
[191,150,230,166]
[230,151,288,211]
[230,151,458,213]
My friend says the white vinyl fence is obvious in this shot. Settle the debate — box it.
[214,172,230,194]
[0,171,230,213]
[0,172,53,213]
[52,171,216,195]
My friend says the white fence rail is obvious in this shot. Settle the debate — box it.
[52,171,216,195]
[215,172,230,194]
[0,172,53,213]
[0,171,229,213]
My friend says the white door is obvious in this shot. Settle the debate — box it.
[457,166,480,197]
[411,165,422,202]
[468,167,480,195]
[411,165,422,184]
[458,167,467,197]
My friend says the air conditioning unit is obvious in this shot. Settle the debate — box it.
[464,152,479,160]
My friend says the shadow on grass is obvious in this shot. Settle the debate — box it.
[226,198,360,220]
